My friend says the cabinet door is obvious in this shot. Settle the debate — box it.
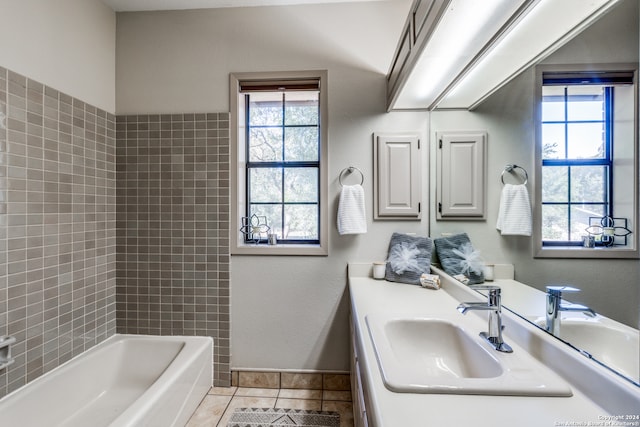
[387,27,411,101]
[374,133,421,219]
[350,318,369,427]
[437,131,486,219]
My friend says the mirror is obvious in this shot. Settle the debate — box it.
[496,282,639,387]
[429,0,639,386]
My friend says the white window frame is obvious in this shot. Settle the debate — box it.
[229,70,329,256]
[533,63,639,259]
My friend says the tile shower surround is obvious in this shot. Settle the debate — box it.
[0,66,117,397]
[115,113,231,386]
[0,65,231,397]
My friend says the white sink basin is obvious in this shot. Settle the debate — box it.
[366,314,573,396]
[533,316,639,381]
[376,318,503,379]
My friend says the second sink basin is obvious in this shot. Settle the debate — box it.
[366,313,572,396]
[533,316,639,381]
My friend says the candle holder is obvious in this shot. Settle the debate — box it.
[240,214,271,245]
[585,216,632,247]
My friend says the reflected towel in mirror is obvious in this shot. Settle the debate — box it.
[496,184,532,236]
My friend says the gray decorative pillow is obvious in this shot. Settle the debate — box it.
[433,233,484,284]
[384,233,433,285]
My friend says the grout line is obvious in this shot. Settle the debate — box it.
[215,388,236,427]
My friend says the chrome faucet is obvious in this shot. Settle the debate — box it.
[457,285,513,353]
[546,285,596,336]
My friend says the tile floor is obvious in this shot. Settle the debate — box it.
[186,372,354,427]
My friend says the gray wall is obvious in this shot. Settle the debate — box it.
[0,0,116,113]
[116,0,640,374]
[3,0,632,388]
[430,0,639,328]
[115,0,428,373]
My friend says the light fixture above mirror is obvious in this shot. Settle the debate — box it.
[387,0,623,111]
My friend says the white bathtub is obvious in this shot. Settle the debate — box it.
[0,334,213,427]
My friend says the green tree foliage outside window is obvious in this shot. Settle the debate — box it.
[246,91,320,243]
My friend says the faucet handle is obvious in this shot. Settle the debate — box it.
[546,285,581,295]
[469,284,502,308]
[469,284,501,292]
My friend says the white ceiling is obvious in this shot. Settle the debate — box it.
[101,0,382,12]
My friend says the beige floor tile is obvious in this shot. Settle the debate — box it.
[278,388,323,400]
[323,374,351,391]
[185,394,232,427]
[323,390,352,402]
[217,395,277,427]
[322,400,354,427]
[281,372,323,389]
[209,386,237,396]
[235,387,279,398]
[275,398,322,411]
[237,371,280,388]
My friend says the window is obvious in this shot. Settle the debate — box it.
[534,65,639,258]
[246,90,320,243]
[230,71,328,255]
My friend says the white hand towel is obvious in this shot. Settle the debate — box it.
[338,184,367,235]
[496,184,532,236]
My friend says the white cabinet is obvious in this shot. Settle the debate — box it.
[436,131,487,219]
[386,27,411,104]
[373,133,421,220]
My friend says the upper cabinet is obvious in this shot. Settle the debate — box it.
[373,133,422,220]
[386,0,450,110]
[386,0,623,111]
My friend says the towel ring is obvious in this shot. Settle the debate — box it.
[339,166,364,186]
[501,164,528,185]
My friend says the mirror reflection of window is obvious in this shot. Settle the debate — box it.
[540,71,635,247]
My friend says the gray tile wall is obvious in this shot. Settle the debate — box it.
[115,114,230,386]
[0,66,118,398]
[0,66,231,396]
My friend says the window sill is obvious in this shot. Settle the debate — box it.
[535,246,639,259]
[231,243,328,256]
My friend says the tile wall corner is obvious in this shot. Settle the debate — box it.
[115,112,231,386]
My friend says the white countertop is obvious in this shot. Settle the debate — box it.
[348,263,638,427]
